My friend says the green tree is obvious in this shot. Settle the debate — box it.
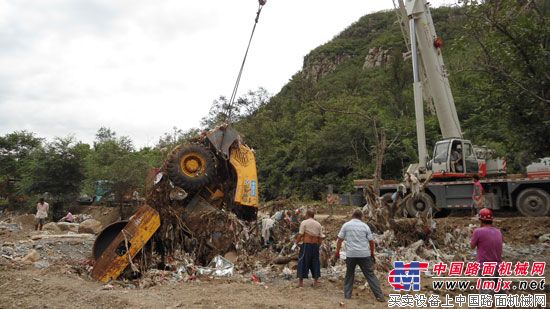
[201,88,271,129]
[19,136,87,202]
[0,131,43,204]
[156,127,201,151]
[461,0,550,166]
[85,128,150,202]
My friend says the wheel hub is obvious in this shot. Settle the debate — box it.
[180,153,206,177]
[185,159,200,173]
[414,201,426,211]
[526,196,542,209]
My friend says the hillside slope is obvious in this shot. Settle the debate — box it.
[235,2,549,200]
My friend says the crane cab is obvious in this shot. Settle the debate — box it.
[430,138,484,179]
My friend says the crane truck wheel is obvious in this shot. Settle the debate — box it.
[516,188,550,217]
[406,192,434,218]
[166,144,216,192]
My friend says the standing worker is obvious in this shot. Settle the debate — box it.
[471,208,503,294]
[472,174,484,215]
[295,209,324,287]
[405,172,420,197]
[35,198,49,231]
[335,209,385,302]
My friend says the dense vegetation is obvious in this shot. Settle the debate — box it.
[0,1,548,207]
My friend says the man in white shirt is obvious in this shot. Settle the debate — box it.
[335,209,384,301]
[35,198,49,231]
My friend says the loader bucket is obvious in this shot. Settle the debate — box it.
[91,205,160,283]
[206,125,240,158]
[92,220,128,260]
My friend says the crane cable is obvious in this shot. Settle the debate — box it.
[227,0,267,122]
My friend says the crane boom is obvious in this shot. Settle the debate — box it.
[401,0,464,171]
[406,0,462,140]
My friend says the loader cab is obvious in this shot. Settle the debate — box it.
[431,138,479,179]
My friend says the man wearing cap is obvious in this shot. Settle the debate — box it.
[471,208,503,294]
[295,209,324,287]
[335,209,385,302]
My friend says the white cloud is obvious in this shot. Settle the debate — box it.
[0,0,458,147]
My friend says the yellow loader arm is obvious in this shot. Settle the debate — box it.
[229,143,259,208]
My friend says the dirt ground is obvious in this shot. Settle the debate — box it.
[1,205,549,308]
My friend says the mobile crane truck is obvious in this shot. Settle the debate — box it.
[355,0,550,217]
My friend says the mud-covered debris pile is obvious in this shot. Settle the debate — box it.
[145,173,263,266]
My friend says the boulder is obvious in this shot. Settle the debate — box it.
[79,219,102,235]
[42,222,60,232]
[22,249,40,263]
[57,222,80,233]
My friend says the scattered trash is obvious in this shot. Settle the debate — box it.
[281,267,292,280]
[101,284,114,290]
[197,255,234,277]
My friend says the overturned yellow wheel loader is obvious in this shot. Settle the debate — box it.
[92,125,260,281]
[164,124,259,220]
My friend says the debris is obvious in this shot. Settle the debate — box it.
[22,249,40,263]
[444,233,454,245]
[2,254,14,260]
[32,278,43,282]
[79,219,103,235]
[101,284,114,290]
[539,234,550,242]
[31,234,94,240]
[251,274,261,283]
[197,255,234,277]
[139,278,155,289]
[272,256,292,265]
[281,267,292,280]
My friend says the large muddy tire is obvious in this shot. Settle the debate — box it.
[166,144,216,192]
[516,188,550,217]
[406,192,434,217]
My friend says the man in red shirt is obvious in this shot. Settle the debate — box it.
[472,174,484,215]
[471,208,503,295]
[471,208,503,264]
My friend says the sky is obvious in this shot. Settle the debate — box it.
[0,0,457,148]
